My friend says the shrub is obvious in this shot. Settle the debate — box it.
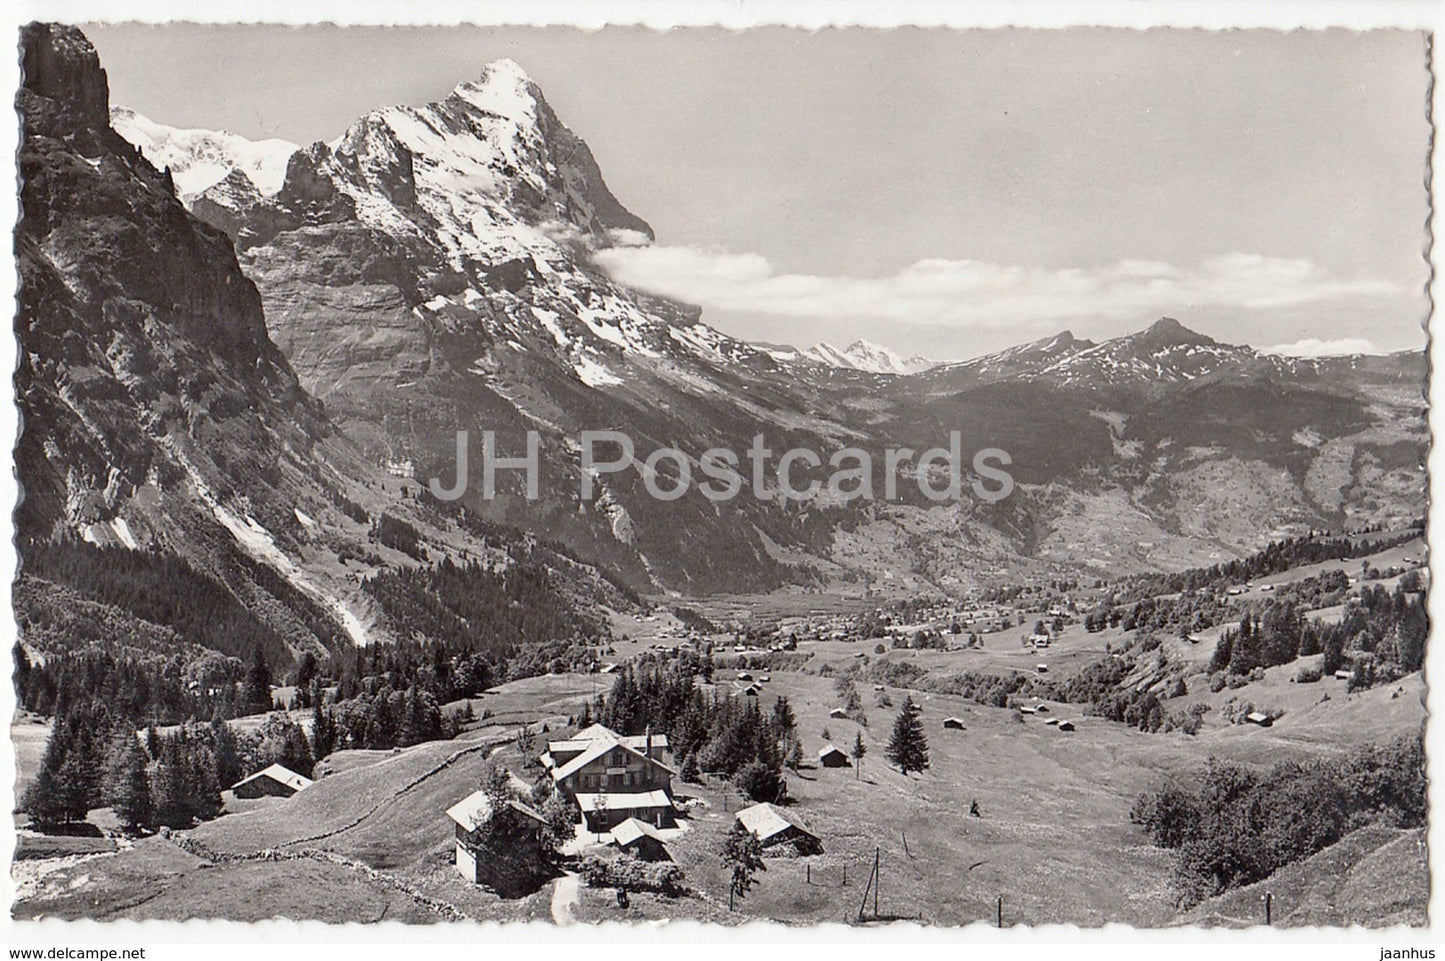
[1295,664,1322,684]
[577,854,686,897]
[1208,672,1227,693]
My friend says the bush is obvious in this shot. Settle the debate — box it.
[1134,734,1424,907]
[1208,672,1227,693]
[1295,664,1322,684]
[577,854,686,897]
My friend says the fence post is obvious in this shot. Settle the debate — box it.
[997,895,1003,928]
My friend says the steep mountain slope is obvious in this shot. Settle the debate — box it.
[112,69,1427,594]
[15,24,636,671]
[119,63,871,593]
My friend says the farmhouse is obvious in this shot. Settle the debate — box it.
[942,717,966,730]
[818,745,850,767]
[609,817,671,862]
[542,723,676,832]
[230,763,314,799]
[445,789,550,888]
[1057,720,1075,732]
[735,802,823,855]
[1246,712,1274,727]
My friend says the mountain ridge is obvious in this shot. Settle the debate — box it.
[92,51,1428,596]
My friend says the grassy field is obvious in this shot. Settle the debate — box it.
[10,537,1427,926]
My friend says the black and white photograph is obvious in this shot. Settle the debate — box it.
[5,6,1435,938]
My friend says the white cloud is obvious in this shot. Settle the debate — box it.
[593,245,1401,330]
[1260,337,1380,358]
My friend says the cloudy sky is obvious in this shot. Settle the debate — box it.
[84,24,1431,360]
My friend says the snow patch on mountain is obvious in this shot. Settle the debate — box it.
[110,106,298,197]
[803,339,935,374]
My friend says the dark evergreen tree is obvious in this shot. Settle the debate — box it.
[884,695,930,776]
[102,733,152,832]
[243,646,273,714]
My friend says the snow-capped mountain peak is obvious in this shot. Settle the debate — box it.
[109,105,299,199]
[803,339,935,374]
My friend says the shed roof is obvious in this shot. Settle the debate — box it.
[232,763,314,794]
[735,802,818,843]
[445,790,547,832]
[818,745,848,758]
[610,817,666,847]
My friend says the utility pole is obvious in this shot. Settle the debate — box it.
[1264,891,1273,926]
[873,847,880,918]
[997,895,1003,928]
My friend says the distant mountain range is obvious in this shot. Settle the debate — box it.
[801,340,936,375]
[20,21,1427,659]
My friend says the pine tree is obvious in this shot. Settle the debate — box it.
[209,714,243,789]
[884,695,929,776]
[851,731,866,780]
[102,733,152,832]
[243,646,273,714]
[312,704,337,760]
[20,765,70,829]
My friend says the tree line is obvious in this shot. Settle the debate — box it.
[20,692,317,833]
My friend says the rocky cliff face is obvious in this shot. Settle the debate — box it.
[17,24,644,668]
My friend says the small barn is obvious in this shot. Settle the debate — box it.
[1246,712,1274,727]
[818,745,850,768]
[737,672,754,681]
[1035,704,1050,713]
[1334,670,1354,681]
[942,717,966,730]
[742,684,762,698]
[1018,705,1037,716]
[231,763,314,799]
[828,707,848,719]
[1036,664,1049,673]
[609,817,671,862]
[735,802,822,855]
[1056,720,1075,732]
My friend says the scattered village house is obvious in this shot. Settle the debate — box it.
[818,745,850,767]
[445,789,550,888]
[1245,712,1274,727]
[230,763,314,799]
[942,717,966,730]
[735,802,823,855]
[543,723,676,832]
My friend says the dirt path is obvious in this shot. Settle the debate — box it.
[550,871,580,925]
